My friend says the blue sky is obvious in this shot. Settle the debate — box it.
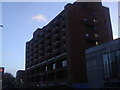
[1,1,118,76]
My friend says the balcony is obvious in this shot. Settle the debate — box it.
[62,24,66,29]
[53,41,61,46]
[85,34,99,41]
[46,29,51,33]
[45,48,52,54]
[39,46,44,51]
[38,56,44,60]
[53,51,61,58]
[39,44,44,49]
[53,29,61,35]
[46,36,51,41]
[34,37,39,41]
[34,48,39,53]
[45,40,51,44]
[86,39,99,46]
[62,28,66,31]
[52,33,60,38]
[47,63,55,71]
[34,53,39,58]
[34,41,39,46]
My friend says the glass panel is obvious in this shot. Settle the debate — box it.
[103,54,110,77]
[53,64,55,70]
[45,66,47,71]
[62,60,67,67]
[86,33,89,37]
[117,50,120,74]
[103,54,109,65]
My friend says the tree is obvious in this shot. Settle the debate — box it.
[2,73,15,88]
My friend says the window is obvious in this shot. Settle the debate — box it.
[53,64,56,69]
[62,17,65,22]
[63,32,66,36]
[117,50,120,74]
[62,60,67,67]
[93,19,96,22]
[93,19,97,23]
[103,54,110,78]
[92,12,97,16]
[84,18,88,22]
[56,70,67,79]
[103,51,119,79]
[95,41,99,45]
[109,51,119,77]
[86,33,89,37]
[56,61,62,68]
[63,41,66,44]
[45,66,47,71]
[95,34,99,38]
[62,25,65,28]
[94,26,98,30]
[56,37,61,41]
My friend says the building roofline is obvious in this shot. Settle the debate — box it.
[86,38,120,54]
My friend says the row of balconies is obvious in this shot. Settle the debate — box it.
[26,47,66,63]
[26,40,66,58]
[28,29,65,49]
[26,22,66,49]
[26,45,66,59]
[27,59,67,75]
[33,25,66,42]
[48,14,65,28]
[30,39,66,49]
[26,54,67,69]
[26,34,66,53]
[26,54,61,66]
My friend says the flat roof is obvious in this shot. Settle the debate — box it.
[86,38,120,54]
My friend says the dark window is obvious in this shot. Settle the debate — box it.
[56,70,67,79]
[56,61,62,68]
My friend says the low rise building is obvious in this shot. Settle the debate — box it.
[16,70,25,88]
[86,38,120,88]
